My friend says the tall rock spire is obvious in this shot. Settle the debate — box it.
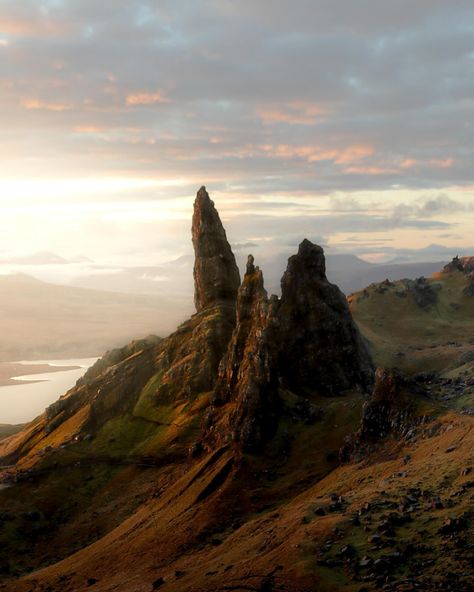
[210,255,279,452]
[192,186,241,312]
[278,239,374,395]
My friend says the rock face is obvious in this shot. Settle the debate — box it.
[340,368,418,461]
[192,186,241,312]
[356,368,414,441]
[212,255,279,451]
[277,239,374,396]
[207,240,374,451]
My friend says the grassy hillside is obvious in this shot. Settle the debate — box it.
[350,269,474,376]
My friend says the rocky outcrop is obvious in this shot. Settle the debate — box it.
[205,241,374,452]
[277,239,374,396]
[340,368,418,461]
[211,255,279,451]
[402,277,439,308]
[192,186,241,312]
[4,189,375,464]
[444,256,474,274]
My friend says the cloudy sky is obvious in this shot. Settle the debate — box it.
[0,0,473,283]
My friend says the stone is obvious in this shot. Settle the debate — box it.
[211,255,279,451]
[340,368,418,460]
[152,577,165,589]
[192,186,241,312]
[277,239,374,396]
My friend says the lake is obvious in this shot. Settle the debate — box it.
[0,358,98,424]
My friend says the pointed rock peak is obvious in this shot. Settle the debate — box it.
[246,254,256,276]
[278,239,374,396]
[192,186,241,312]
[296,238,326,276]
[281,239,327,300]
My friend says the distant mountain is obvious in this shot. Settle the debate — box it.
[0,251,71,265]
[70,253,449,299]
[0,274,190,361]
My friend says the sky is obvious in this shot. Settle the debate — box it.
[0,0,474,285]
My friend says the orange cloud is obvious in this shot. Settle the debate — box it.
[400,157,454,170]
[0,17,70,38]
[261,143,374,164]
[21,98,74,112]
[344,165,398,175]
[431,157,454,168]
[126,91,169,106]
[400,158,418,169]
[257,101,327,125]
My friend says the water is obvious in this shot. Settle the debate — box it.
[0,358,98,424]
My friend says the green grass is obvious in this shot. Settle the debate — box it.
[351,271,474,374]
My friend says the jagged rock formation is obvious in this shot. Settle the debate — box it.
[443,255,474,274]
[192,186,241,312]
[402,277,439,308]
[210,255,279,451]
[277,239,374,396]
[0,190,375,465]
[206,241,374,450]
[340,368,419,461]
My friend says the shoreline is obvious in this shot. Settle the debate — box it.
[0,362,81,387]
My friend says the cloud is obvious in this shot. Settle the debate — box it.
[259,144,374,164]
[392,194,474,219]
[0,0,473,271]
[125,91,170,106]
[256,101,326,125]
[21,98,74,111]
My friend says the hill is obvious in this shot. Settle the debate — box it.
[349,259,474,385]
[0,189,472,592]
[0,274,188,361]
